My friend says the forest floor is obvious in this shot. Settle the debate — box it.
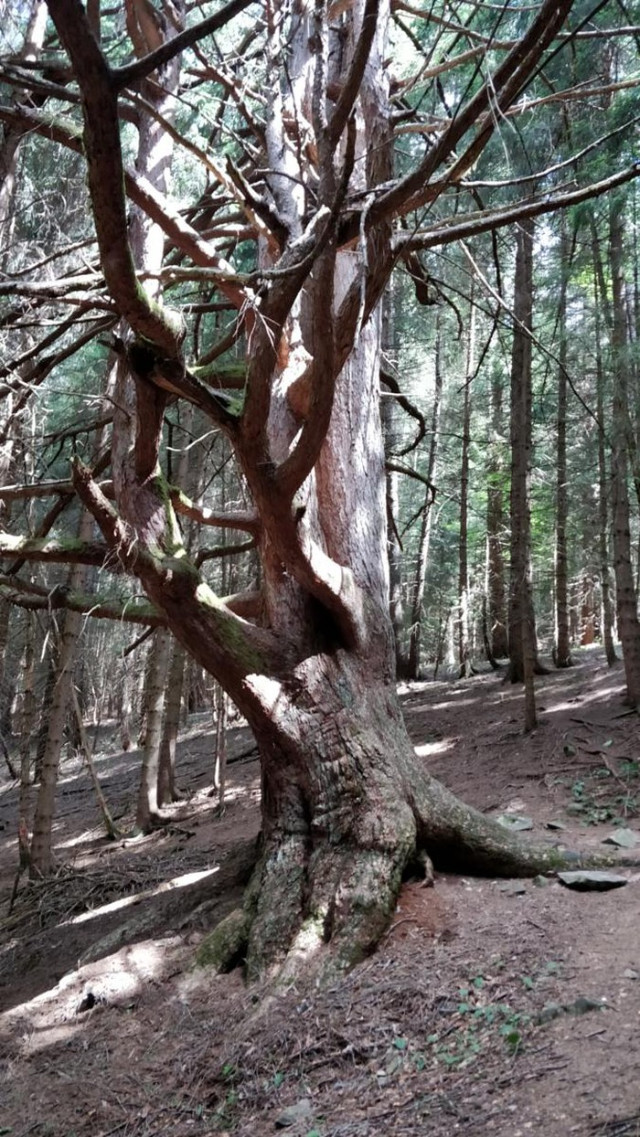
[1,645,640,1137]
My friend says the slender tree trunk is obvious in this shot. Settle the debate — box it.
[486,366,509,661]
[458,298,476,677]
[158,405,193,805]
[592,226,618,664]
[407,318,443,678]
[381,289,407,674]
[213,683,228,811]
[30,511,96,876]
[136,627,172,831]
[554,223,573,668]
[71,687,118,839]
[609,199,640,704]
[508,219,540,693]
[158,639,186,805]
[18,614,36,870]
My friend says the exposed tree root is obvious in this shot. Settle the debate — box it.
[197,765,639,987]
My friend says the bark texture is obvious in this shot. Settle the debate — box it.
[36,0,602,978]
[508,219,539,695]
[609,201,640,705]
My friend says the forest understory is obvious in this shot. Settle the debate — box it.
[1,645,640,1137]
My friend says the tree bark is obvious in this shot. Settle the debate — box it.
[158,637,186,805]
[407,317,443,678]
[39,0,604,979]
[458,297,475,678]
[508,219,540,693]
[554,222,573,668]
[486,363,509,661]
[592,224,618,664]
[609,198,640,704]
[30,510,96,876]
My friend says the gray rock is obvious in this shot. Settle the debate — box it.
[275,1099,314,1129]
[557,870,628,891]
[602,828,638,849]
[496,814,534,832]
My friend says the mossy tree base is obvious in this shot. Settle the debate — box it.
[196,657,633,987]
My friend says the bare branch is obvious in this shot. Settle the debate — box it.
[112,0,255,91]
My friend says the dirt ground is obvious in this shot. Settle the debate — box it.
[1,646,640,1137]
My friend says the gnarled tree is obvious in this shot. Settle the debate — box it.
[1,0,639,978]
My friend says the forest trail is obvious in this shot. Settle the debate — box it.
[1,646,640,1137]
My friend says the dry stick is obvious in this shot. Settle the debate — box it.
[71,685,120,839]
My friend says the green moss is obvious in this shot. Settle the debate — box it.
[196,908,250,972]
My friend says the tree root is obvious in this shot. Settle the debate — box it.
[197,769,640,986]
[410,769,638,876]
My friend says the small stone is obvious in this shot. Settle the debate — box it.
[275,1100,314,1129]
[532,875,549,887]
[623,968,639,980]
[602,828,638,849]
[557,870,628,891]
[498,882,527,895]
[496,814,534,832]
[545,820,566,831]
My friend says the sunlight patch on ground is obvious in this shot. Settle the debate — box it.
[428,696,486,712]
[61,867,219,927]
[414,739,452,758]
[540,681,626,717]
[1,940,173,1048]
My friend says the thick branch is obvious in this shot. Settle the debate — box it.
[46,0,183,354]
[0,577,163,625]
[0,533,115,568]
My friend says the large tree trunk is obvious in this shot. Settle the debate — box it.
[609,199,640,704]
[47,0,605,980]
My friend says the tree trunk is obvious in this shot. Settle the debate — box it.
[508,219,540,691]
[48,0,605,981]
[213,683,228,810]
[136,627,172,831]
[158,638,186,805]
[18,613,36,870]
[554,222,573,668]
[592,225,618,664]
[381,288,407,674]
[458,297,475,678]
[609,199,640,704]
[30,511,95,876]
[486,364,509,661]
[407,317,443,678]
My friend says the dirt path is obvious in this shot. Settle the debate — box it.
[1,647,639,1136]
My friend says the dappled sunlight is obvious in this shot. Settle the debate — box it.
[414,739,453,759]
[539,680,627,717]
[1,937,172,1050]
[63,867,219,927]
